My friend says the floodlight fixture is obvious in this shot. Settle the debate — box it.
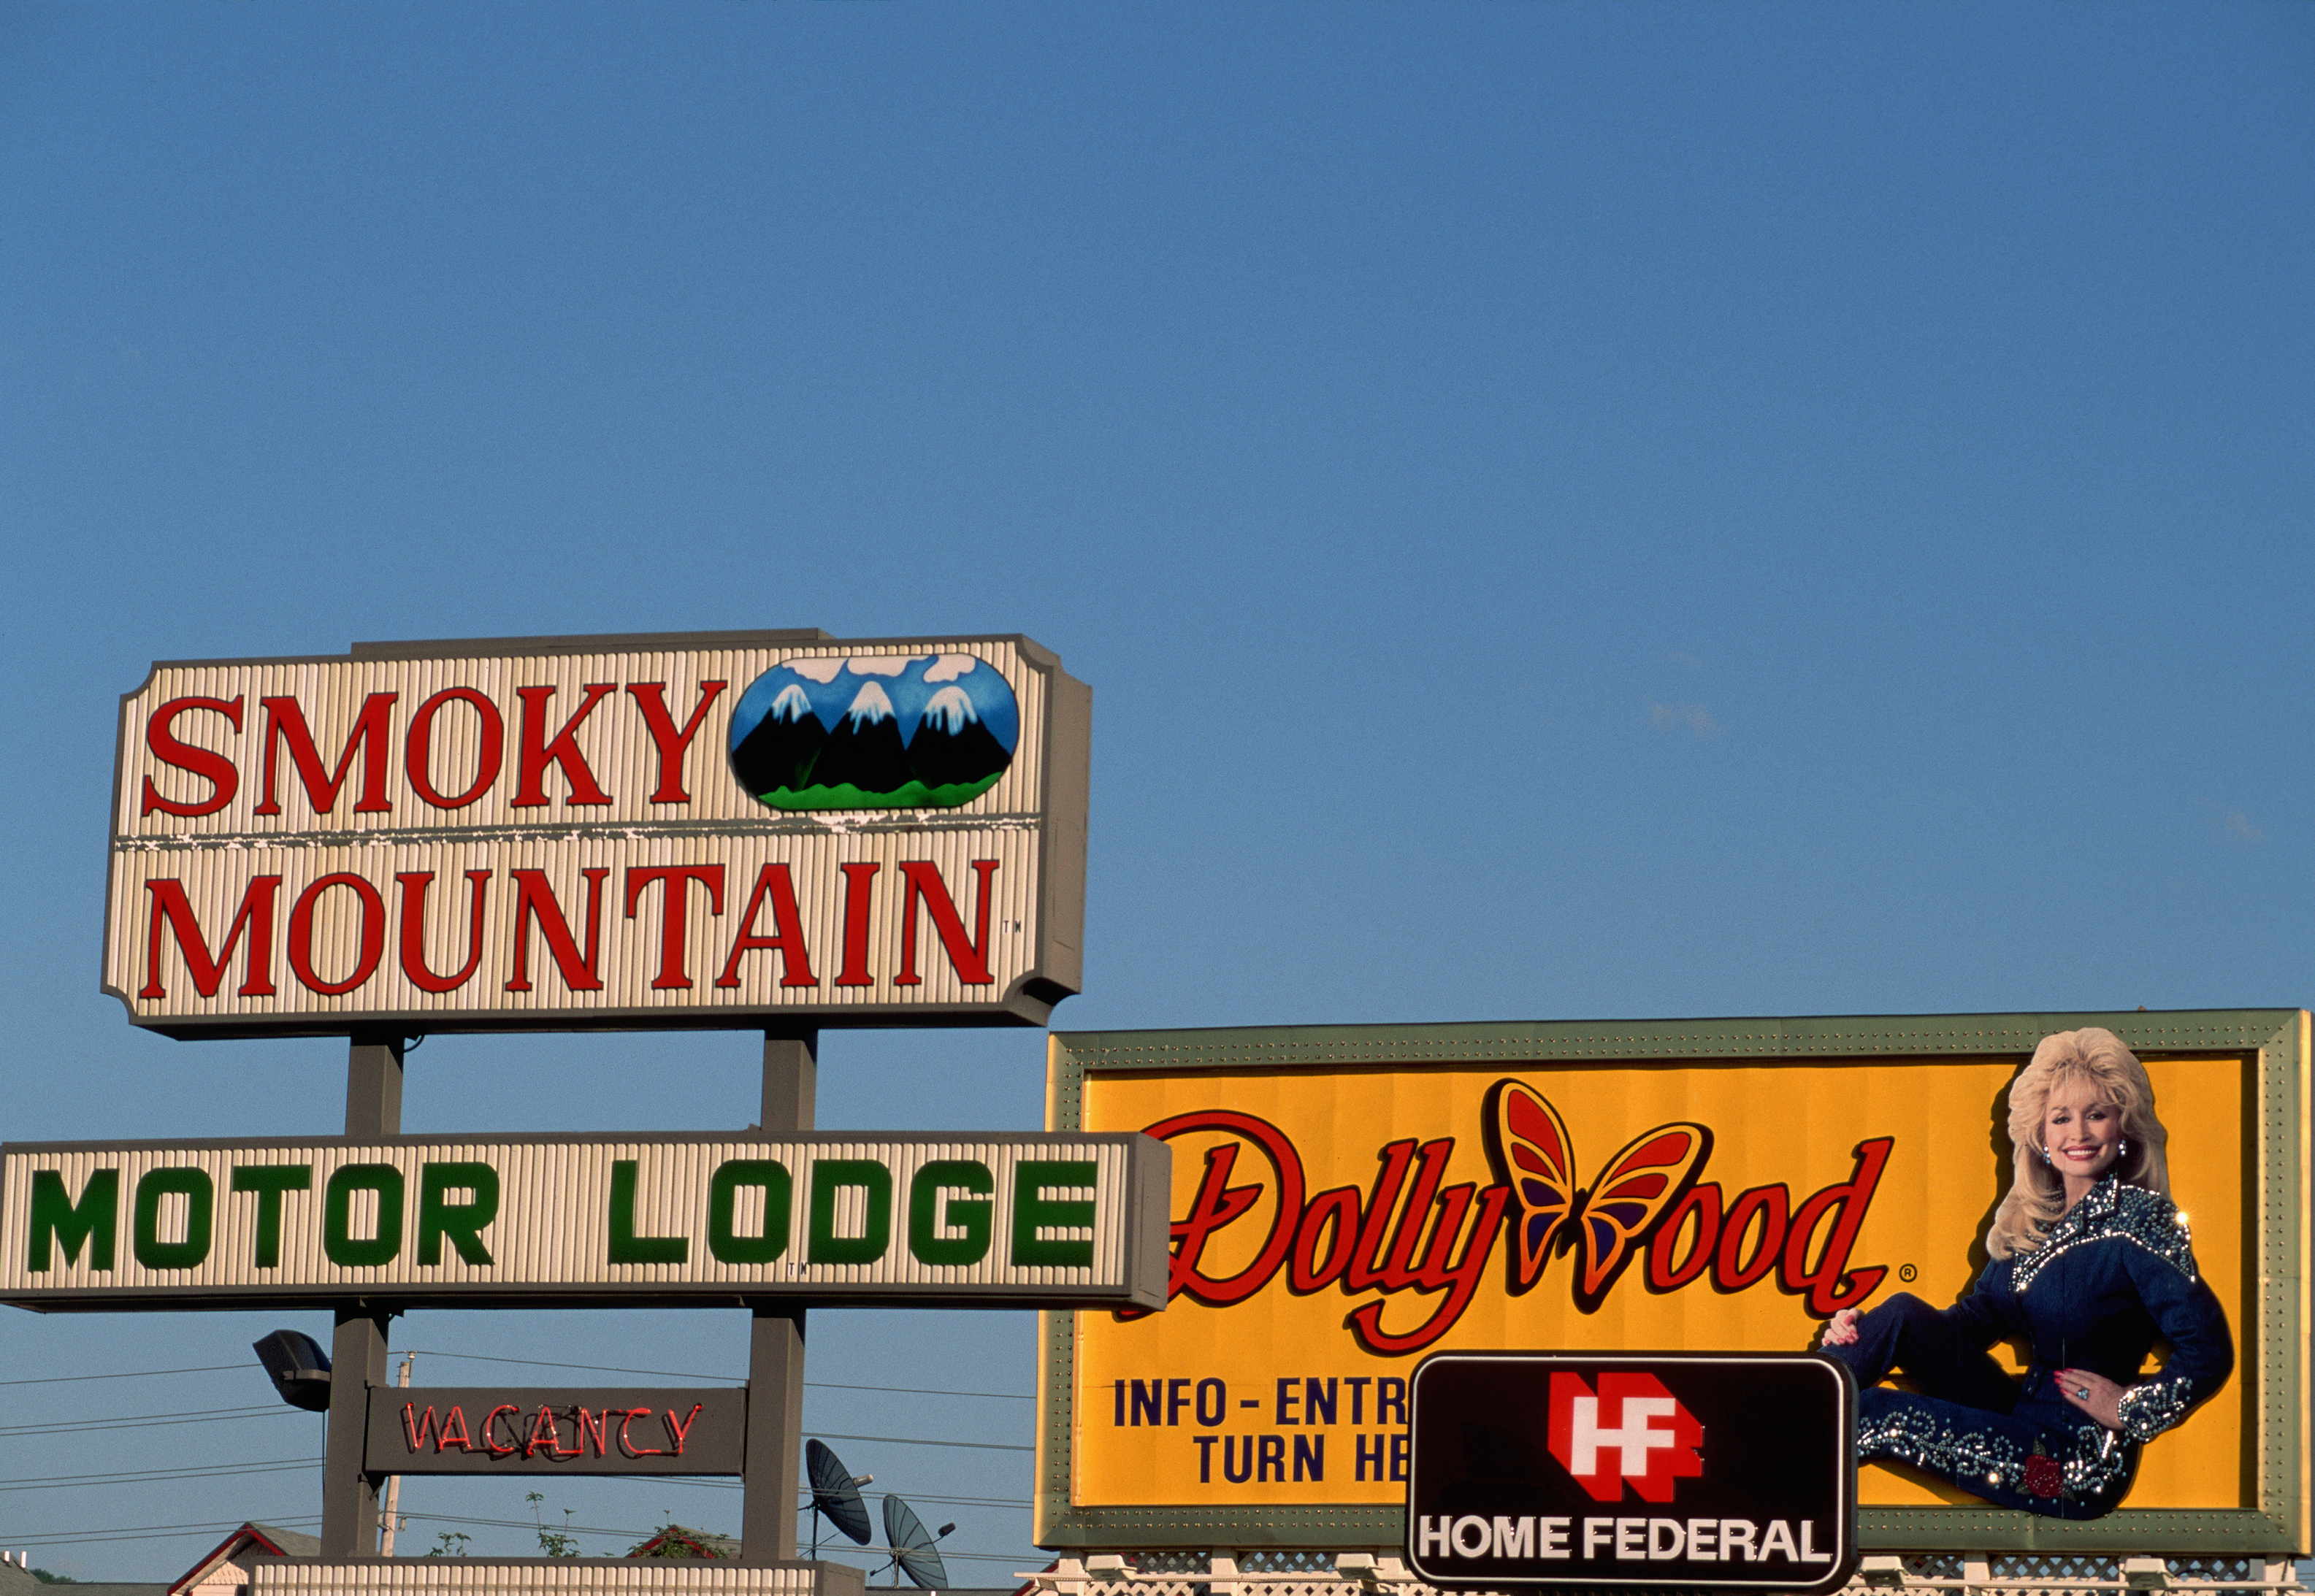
[252,1329,333,1412]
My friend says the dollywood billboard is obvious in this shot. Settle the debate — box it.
[1033,1012,2310,1557]
[104,630,1088,1035]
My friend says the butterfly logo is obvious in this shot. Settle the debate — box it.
[1481,1079,1713,1313]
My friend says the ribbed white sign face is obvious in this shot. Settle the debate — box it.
[103,632,1088,1035]
[0,1134,1166,1308]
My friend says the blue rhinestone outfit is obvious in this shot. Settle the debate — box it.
[1823,1175,2231,1519]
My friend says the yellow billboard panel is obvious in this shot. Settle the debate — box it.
[1036,1013,2308,1557]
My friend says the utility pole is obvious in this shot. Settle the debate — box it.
[378,1353,413,1556]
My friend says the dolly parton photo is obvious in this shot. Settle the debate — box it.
[1816,1028,2232,1518]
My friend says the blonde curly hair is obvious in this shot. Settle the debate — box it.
[1986,1027,2170,1259]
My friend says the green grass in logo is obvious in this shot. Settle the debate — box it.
[754,775,1004,811]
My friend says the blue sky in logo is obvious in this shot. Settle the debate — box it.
[729,652,1020,751]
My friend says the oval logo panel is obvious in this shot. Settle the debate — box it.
[728,653,1019,810]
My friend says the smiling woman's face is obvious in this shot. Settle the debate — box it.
[2041,1075,2124,1192]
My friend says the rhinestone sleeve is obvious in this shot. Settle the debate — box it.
[2115,1375,2194,1442]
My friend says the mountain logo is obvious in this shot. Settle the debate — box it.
[727,653,1019,811]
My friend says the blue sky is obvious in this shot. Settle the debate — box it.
[3,2,2310,1581]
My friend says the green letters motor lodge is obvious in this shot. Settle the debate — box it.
[0,1132,1167,1309]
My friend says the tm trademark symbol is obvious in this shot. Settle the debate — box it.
[1898,1264,1918,1282]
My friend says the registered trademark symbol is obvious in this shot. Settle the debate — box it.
[1898,1264,1918,1282]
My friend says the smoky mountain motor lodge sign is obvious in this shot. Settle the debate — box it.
[104,632,1089,1035]
[0,1132,1167,1309]
[1404,1353,1855,1593]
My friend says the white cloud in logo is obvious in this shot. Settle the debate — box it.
[844,655,918,678]
[784,657,844,683]
[924,654,979,683]
[2224,810,2264,842]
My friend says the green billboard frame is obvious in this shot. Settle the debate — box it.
[1035,1010,2309,1557]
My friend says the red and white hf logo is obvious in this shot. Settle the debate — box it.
[1546,1372,1704,1503]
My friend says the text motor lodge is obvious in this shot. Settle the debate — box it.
[0,1136,1163,1304]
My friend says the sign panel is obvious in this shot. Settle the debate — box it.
[364,1386,744,1475]
[1035,1011,2309,1555]
[1406,1352,1856,1592]
[104,630,1090,1035]
[0,1132,1167,1309]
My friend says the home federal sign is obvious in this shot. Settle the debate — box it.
[1404,1352,1857,1593]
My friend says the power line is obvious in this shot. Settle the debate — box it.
[398,1350,1033,1402]
[0,1457,321,1492]
[396,1513,1042,1565]
[804,1549,1036,1568]
[0,1364,248,1389]
[795,1487,1032,1508]
[393,1351,738,1386]
[808,1430,1030,1454]
[398,1510,668,1541]
[3,1502,1030,1557]
[0,1515,321,1549]
[811,1379,1030,1402]
[0,1404,298,1438]
[0,1351,1036,1405]
[662,1476,1036,1508]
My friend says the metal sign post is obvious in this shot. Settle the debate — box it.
[746,1031,815,1562]
[321,1034,402,1557]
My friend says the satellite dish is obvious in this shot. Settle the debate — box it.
[882,1493,951,1590]
[806,1439,874,1550]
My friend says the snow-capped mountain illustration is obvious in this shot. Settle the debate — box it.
[725,652,1021,810]
[919,684,974,734]
[807,680,913,795]
[908,685,1011,790]
[728,680,827,799]
[770,682,815,718]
